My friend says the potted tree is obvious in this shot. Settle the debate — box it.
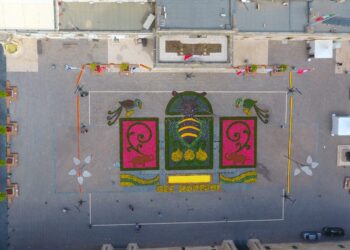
[0,192,6,202]
[245,64,258,76]
[0,90,7,98]
[119,63,130,75]
[271,64,289,76]
[0,125,6,135]
[278,64,288,72]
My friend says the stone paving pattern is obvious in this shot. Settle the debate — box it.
[5,38,38,73]
[108,39,154,66]
[233,40,268,66]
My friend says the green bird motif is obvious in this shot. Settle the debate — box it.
[107,99,142,126]
[235,98,269,124]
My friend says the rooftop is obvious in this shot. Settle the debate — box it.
[58,2,154,31]
[156,0,233,30]
[234,0,308,32]
[0,0,55,30]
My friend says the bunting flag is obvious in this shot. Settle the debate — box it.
[297,68,314,75]
[236,69,246,76]
[314,13,336,23]
[184,54,193,61]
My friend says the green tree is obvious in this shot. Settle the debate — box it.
[0,91,6,98]
[249,64,258,73]
[120,63,129,72]
[0,192,6,202]
[0,125,6,135]
[279,64,288,72]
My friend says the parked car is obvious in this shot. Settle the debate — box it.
[322,227,345,237]
[301,231,322,240]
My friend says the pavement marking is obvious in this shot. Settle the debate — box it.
[88,93,91,125]
[88,90,288,125]
[76,95,81,160]
[92,218,284,227]
[285,93,288,124]
[89,189,285,227]
[282,188,285,220]
[89,192,92,225]
[287,72,293,194]
[89,90,287,93]
[75,67,83,194]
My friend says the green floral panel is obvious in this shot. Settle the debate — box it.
[165,117,213,170]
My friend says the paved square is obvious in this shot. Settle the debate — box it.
[6,39,350,249]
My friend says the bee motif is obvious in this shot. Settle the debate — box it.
[177,117,201,145]
[172,91,207,145]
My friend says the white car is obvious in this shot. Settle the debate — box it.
[301,231,321,240]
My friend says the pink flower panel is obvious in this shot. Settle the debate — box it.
[120,119,158,170]
[220,117,256,168]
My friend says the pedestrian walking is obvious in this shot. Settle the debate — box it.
[135,223,142,231]
[65,64,80,71]
[80,123,88,134]
[185,72,195,80]
[65,64,73,71]
[80,90,89,97]
[78,199,86,207]
[337,62,343,67]
[128,204,134,211]
[62,207,70,213]
[287,87,302,96]
[282,193,296,204]
[74,84,89,98]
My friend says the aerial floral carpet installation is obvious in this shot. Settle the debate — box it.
[115,92,259,190]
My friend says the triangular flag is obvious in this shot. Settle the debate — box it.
[236,69,246,76]
[184,54,193,61]
[297,68,312,75]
